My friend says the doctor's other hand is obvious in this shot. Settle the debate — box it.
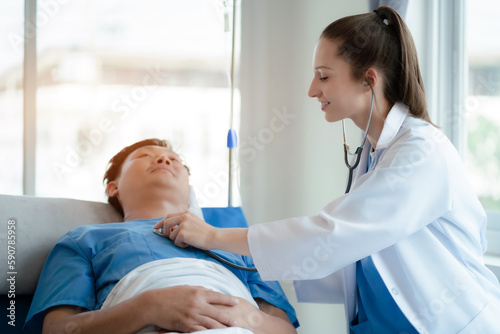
[154,211,216,250]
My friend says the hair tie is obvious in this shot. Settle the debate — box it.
[373,9,389,25]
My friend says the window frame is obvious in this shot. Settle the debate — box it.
[425,0,467,153]
[24,0,37,195]
[425,0,500,241]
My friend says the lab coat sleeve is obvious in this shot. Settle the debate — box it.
[248,130,453,281]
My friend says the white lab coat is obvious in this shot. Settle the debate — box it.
[248,103,500,333]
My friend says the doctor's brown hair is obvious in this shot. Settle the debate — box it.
[321,6,431,123]
[103,138,190,216]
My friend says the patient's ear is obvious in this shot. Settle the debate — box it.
[106,181,119,198]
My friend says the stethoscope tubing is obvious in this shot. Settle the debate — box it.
[343,90,375,194]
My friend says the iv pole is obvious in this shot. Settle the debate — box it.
[226,0,238,207]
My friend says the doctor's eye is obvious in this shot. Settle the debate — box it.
[319,77,329,82]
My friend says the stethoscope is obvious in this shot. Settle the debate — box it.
[343,89,375,194]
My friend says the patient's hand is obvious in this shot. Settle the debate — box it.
[213,297,296,334]
[213,297,260,330]
[143,285,239,333]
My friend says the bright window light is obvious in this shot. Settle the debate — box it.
[465,0,500,212]
[29,0,237,206]
[0,1,24,195]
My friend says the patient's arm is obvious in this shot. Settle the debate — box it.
[42,285,238,334]
[213,297,297,334]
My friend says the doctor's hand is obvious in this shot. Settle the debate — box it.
[154,211,252,256]
[154,211,216,250]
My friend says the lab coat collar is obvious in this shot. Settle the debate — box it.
[375,102,409,150]
[350,102,409,182]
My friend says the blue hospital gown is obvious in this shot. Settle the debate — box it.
[24,218,298,333]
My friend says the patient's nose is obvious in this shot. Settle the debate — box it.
[156,155,171,165]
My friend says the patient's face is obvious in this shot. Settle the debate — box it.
[114,145,190,206]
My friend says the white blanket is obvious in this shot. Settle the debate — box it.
[102,258,257,334]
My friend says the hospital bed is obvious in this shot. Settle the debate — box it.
[0,194,249,333]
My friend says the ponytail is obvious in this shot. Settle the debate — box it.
[321,6,432,124]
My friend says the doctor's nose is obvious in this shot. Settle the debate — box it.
[308,80,320,98]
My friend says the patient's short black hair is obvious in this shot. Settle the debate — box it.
[103,138,190,216]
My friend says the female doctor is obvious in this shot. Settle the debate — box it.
[155,6,500,334]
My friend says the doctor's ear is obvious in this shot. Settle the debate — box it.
[363,68,378,90]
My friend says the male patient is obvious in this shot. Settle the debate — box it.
[24,138,298,334]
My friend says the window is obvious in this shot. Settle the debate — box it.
[412,0,499,256]
[465,0,500,213]
[465,0,500,256]
[0,1,24,195]
[1,0,239,207]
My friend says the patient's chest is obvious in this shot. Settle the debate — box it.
[78,219,247,308]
